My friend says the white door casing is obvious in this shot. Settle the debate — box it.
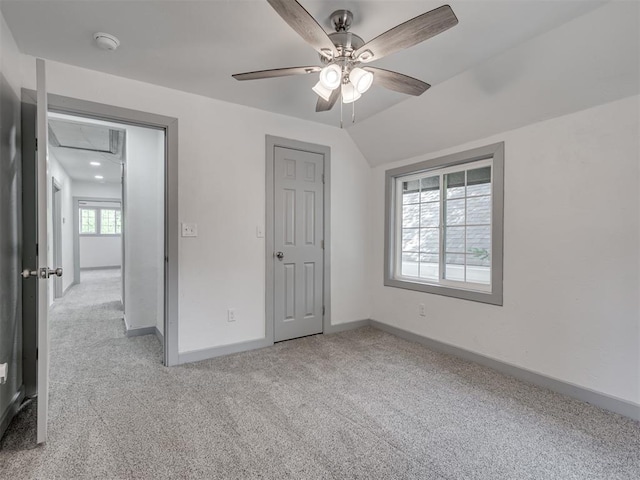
[273,146,324,342]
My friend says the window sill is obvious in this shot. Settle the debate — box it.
[384,277,503,306]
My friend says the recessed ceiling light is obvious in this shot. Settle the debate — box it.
[90,161,101,166]
[95,175,104,179]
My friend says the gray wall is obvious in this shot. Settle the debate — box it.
[0,18,23,435]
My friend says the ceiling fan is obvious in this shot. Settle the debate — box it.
[232,0,459,116]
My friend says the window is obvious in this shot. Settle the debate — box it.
[100,209,122,234]
[385,142,504,305]
[80,208,97,234]
[79,207,122,235]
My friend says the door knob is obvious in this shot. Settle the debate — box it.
[21,269,38,278]
[48,267,63,278]
[21,267,63,279]
[275,251,284,260]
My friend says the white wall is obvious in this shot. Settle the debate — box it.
[123,125,164,332]
[79,235,121,268]
[48,150,74,302]
[369,95,640,405]
[73,180,121,199]
[22,57,372,354]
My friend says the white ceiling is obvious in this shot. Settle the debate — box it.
[49,113,124,184]
[1,0,607,127]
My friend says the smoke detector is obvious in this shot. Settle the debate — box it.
[93,32,120,51]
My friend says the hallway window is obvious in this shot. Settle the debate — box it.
[79,207,122,236]
[80,208,97,234]
[100,209,122,235]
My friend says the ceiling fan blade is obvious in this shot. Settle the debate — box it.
[267,0,339,59]
[353,5,458,63]
[364,67,430,96]
[233,66,321,81]
[316,88,340,112]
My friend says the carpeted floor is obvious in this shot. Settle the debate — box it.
[1,268,639,479]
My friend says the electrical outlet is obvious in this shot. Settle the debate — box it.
[256,226,264,238]
[227,308,237,322]
[181,223,198,237]
[418,303,426,317]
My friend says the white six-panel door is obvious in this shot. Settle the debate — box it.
[273,146,324,342]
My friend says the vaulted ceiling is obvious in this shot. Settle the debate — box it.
[2,1,638,165]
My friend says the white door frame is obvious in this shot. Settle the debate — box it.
[22,89,180,367]
[265,135,331,342]
[51,179,63,299]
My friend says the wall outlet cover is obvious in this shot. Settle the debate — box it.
[181,223,198,237]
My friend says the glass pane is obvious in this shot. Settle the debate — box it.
[420,176,440,202]
[445,199,465,226]
[445,226,465,253]
[80,209,96,234]
[402,179,420,204]
[467,166,491,197]
[467,261,491,285]
[445,253,465,281]
[446,171,465,199]
[401,252,419,277]
[101,209,116,234]
[467,196,491,225]
[466,225,491,253]
[402,228,419,252]
[419,253,439,280]
[420,202,439,227]
[419,228,439,253]
[402,204,420,228]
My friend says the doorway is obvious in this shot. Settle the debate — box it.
[21,89,179,391]
[265,135,331,343]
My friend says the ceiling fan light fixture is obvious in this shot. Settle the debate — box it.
[312,81,333,102]
[319,64,342,90]
[349,68,374,94]
[341,82,361,104]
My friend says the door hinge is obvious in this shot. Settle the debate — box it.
[321,240,324,249]
[35,138,38,150]
[36,348,38,360]
[321,174,325,184]
[322,306,325,316]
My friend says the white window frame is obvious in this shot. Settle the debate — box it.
[79,206,122,236]
[384,142,504,305]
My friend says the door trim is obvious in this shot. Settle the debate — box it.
[265,135,331,343]
[21,89,179,367]
[52,179,63,299]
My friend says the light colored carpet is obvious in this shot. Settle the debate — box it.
[1,268,639,479]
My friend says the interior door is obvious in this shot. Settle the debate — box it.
[273,146,324,342]
[28,58,60,444]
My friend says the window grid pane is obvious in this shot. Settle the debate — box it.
[443,167,491,285]
[80,209,96,234]
[100,209,121,235]
[400,174,440,279]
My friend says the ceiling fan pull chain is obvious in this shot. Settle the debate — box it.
[340,95,343,129]
[352,98,356,124]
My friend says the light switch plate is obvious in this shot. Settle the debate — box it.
[181,223,198,237]
[256,226,264,238]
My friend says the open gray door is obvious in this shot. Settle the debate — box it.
[273,146,324,342]
[21,59,62,444]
